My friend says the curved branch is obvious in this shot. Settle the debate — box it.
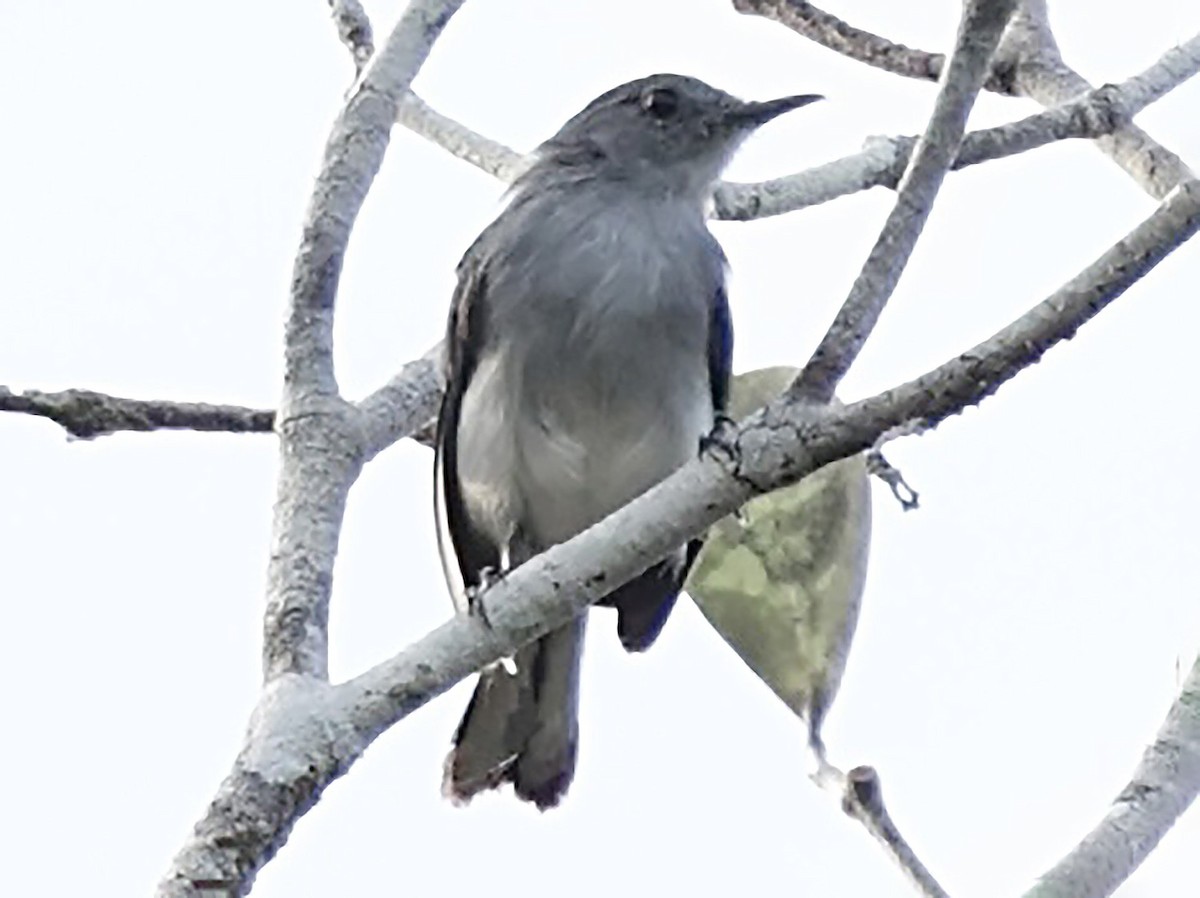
[156,0,468,893]
[263,0,467,688]
[791,0,1019,402]
[1023,653,1200,898]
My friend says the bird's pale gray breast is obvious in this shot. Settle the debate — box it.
[457,186,721,552]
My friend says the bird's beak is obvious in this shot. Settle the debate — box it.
[727,94,824,128]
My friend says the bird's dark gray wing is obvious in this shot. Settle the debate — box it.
[434,254,499,603]
[708,283,734,415]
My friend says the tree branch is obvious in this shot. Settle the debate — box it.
[327,0,375,75]
[791,0,1019,403]
[1023,652,1200,898]
[731,0,960,87]
[357,343,443,460]
[0,386,274,439]
[0,347,440,448]
[398,91,529,181]
[992,0,1194,198]
[156,0,468,893]
[263,0,467,688]
[734,0,1197,200]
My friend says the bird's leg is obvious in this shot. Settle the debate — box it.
[465,563,505,628]
[466,546,520,675]
[699,412,740,464]
[700,414,750,524]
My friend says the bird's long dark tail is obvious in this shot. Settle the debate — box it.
[443,616,586,810]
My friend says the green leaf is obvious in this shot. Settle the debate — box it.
[687,367,872,753]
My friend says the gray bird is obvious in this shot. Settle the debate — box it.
[434,73,821,809]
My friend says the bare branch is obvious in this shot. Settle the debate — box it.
[731,0,954,86]
[1023,653,1200,898]
[713,72,1138,220]
[736,0,1197,200]
[1111,32,1200,112]
[263,0,467,689]
[398,92,528,181]
[861,178,1200,447]
[156,0,468,893]
[791,0,1019,403]
[328,0,375,75]
[357,343,443,460]
[0,386,273,439]
[992,0,1194,198]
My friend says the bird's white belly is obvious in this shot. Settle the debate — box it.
[513,361,712,546]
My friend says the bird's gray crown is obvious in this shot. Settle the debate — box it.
[518,73,822,200]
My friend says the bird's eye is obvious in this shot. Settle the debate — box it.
[641,87,679,120]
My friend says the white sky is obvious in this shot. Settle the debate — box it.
[2,1,1199,895]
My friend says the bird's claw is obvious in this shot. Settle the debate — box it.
[465,565,506,629]
[699,413,740,464]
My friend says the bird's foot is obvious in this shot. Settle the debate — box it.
[699,413,740,464]
[465,565,506,629]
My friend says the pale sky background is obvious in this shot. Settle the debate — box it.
[2,2,1198,895]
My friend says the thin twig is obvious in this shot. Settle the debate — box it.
[731,0,959,87]
[790,0,1020,404]
[0,386,273,439]
[398,92,528,181]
